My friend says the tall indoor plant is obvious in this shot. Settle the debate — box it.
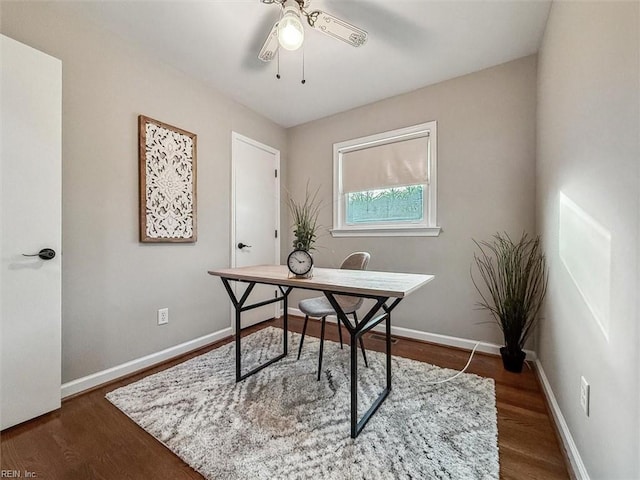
[471,233,548,373]
[288,182,321,252]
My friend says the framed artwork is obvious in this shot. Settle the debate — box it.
[138,115,197,243]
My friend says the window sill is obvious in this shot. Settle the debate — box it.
[330,226,442,238]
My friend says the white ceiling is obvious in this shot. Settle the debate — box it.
[58,0,551,128]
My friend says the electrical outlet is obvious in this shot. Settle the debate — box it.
[158,308,169,326]
[580,376,590,416]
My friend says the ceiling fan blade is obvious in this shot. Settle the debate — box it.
[258,21,280,62]
[306,10,368,47]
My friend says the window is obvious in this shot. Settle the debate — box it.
[332,121,439,237]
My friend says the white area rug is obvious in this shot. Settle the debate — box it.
[106,327,498,479]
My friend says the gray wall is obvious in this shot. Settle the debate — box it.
[285,55,537,345]
[536,2,639,478]
[0,2,287,383]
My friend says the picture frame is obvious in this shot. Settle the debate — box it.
[138,115,197,243]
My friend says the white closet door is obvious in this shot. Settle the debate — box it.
[1,35,62,429]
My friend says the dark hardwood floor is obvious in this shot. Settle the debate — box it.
[1,316,570,479]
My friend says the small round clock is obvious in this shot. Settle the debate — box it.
[287,249,313,277]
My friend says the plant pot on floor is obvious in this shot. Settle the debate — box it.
[500,347,526,373]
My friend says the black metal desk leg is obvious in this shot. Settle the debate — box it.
[220,278,253,383]
[324,292,391,438]
[386,309,392,390]
[382,298,401,391]
[350,333,358,438]
[279,286,290,356]
[221,278,290,383]
[284,293,288,355]
[235,302,242,382]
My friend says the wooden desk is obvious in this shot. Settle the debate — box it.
[208,265,434,438]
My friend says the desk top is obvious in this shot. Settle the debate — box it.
[208,265,434,298]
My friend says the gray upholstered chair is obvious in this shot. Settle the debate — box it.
[297,252,371,380]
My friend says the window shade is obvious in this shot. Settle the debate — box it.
[341,136,429,194]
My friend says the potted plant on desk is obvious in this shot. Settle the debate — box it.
[286,182,321,278]
[471,233,548,373]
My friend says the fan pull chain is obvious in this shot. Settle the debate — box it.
[301,46,306,84]
[276,49,281,80]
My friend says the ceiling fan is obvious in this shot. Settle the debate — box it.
[258,0,368,62]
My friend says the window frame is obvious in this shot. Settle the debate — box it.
[332,121,440,237]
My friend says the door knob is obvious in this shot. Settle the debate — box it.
[237,242,252,249]
[22,248,56,260]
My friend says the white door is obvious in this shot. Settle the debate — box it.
[231,133,280,328]
[1,35,62,429]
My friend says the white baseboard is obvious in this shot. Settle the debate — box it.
[287,308,537,360]
[535,359,590,480]
[61,327,232,399]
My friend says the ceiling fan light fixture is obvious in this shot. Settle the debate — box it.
[278,2,304,51]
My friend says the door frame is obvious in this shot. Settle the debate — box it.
[230,132,281,329]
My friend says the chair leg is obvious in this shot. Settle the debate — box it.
[337,317,343,349]
[297,315,309,360]
[318,316,326,381]
[353,312,368,368]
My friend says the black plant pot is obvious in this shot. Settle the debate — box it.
[500,347,526,373]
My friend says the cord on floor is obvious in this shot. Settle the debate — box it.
[425,342,481,385]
